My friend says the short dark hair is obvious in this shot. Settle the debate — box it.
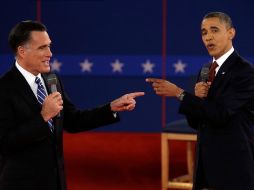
[8,20,47,54]
[203,12,234,29]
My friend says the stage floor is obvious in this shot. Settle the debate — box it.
[64,132,190,190]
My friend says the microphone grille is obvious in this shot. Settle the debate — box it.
[47,74,57,85]
[200,66,209,82]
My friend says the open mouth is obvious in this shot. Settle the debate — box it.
[207,43,215,50]
[43,60,50,65]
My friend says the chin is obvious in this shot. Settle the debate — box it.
[208,51,217,58]
[41,68,51,73]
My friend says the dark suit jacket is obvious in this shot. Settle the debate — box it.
[179,51,254,190]
[0,66,120,190]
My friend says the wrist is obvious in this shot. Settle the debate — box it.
[176,87,184,97]
[110,101,115,112]
[176,88,185,101]
[40,111,50,122]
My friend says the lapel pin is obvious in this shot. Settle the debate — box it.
[222,72,226,75]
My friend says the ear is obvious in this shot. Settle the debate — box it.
[17,46,26,58]
[228,27,236,40]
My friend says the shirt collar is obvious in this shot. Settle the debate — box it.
[213,47,234,67]
[15,61,43,86]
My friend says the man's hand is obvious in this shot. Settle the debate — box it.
[195,82,211,98]
[41,92,63,121]
[110,92,145,112]
[146,78,183,97]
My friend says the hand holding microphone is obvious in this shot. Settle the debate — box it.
[41,74,63,122]
[195,65,211,98]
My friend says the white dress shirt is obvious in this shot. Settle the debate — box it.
[213,47,234,75]
[15,61,48,99]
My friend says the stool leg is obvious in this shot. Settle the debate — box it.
[162,134,169,190]
[187,142,194,182]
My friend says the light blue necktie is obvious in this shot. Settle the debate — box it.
[35,77,54,133]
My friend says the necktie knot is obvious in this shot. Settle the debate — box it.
[35,76,40,83]
[210,61,218,71]
[35,77,43,87]
[208,61,218,83]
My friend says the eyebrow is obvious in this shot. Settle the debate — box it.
[201,26,219,31]
[210,26,219,30]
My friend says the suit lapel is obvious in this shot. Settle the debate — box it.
[10,66,62,137]
[10,66,41,112]
[208,51,239,97]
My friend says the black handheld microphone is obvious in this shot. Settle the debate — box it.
[47,74,61,117]
[200,65,209,82]
[47,73,57,93]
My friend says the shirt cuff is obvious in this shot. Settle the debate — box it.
[113,112,117,118]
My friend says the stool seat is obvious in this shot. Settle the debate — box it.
[164,119,196,134]
[162,119,197,190]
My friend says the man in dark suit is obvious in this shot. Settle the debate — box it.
[0,20,144,190]
[147,12,254,190]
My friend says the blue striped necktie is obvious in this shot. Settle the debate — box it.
[35,77,54,133]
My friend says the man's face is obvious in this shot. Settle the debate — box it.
[201,17,235,59]
[18,31,52,75]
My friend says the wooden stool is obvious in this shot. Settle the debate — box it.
[161,119,197,190]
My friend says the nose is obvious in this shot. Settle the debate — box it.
[205,32,214,41]
[47,47,53,57]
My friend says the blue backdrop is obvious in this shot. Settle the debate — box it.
[1,0,254,131]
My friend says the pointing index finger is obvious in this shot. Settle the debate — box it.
[145,78,162,83]
[127,92,145,98]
